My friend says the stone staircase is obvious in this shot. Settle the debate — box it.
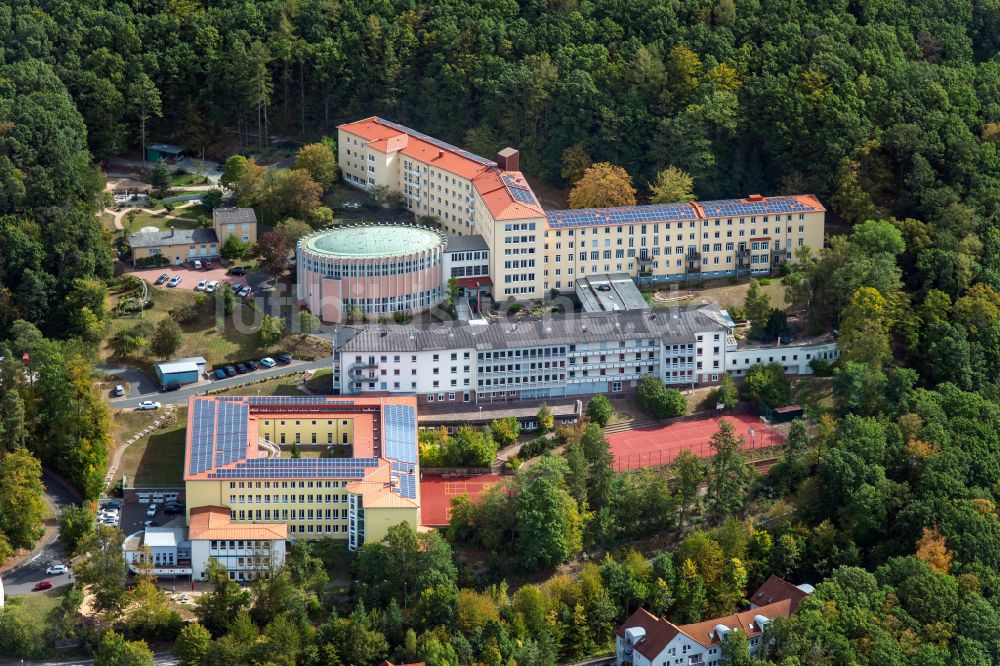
[603,416,660,434]
[105,405,176,486]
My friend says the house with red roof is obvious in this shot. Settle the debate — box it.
[615,576,813,666]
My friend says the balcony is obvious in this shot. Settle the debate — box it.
[687,250,701,260]
[686,262,701,273]
[637,255,654,265]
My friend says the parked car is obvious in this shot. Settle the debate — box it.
[195,280,208,291]
[237,285,252,298]
[274,353,293,365]
[155,273,170,285]
[235,363,248,374]
[245,360,258,371]
[136,401,161,410]
[33,580,52,591]
[143,520,158,527]
[206,280,219,293]
[223,365,237,377]
[259,357,276,368]
[45,564,68,575]
[146,504,158,517]
[114,384,126,397]
[167,275,182,287]
[227,266,247,276]
[192,259,203,270]
[213,368,226,380]
[164,503,185,515]
[162,381,181,392]
[343,201,361,210]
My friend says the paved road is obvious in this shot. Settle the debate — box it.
[2,471,79,596]
[2,651,178,666]
[112,357,332,409]
[97,364,160,399]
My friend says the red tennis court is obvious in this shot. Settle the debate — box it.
[420,473,506,526]
[606,411,785,471]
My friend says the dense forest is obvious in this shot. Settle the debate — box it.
[2,0,999,221]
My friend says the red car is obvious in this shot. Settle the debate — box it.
[33,580,52,591]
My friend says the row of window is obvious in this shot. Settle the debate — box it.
[228,480,348,489]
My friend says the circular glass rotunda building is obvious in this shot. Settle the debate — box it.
[297,224,447,321]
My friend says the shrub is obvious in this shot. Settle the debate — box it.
[586,394,613,426]
[637,375,686,419]
[809,358,834,376]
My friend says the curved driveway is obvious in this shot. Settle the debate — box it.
[2,471,80,596]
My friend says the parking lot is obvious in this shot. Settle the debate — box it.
[130,264,249,293]
[118,497,186,534]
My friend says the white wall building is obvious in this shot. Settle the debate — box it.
[337,305,838,406]
[123,507,286,582]
[616,576,812,666]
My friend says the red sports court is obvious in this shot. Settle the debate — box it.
[420,473,506,526]
[606,411,785,472]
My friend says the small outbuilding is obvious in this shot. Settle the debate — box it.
[146,143,185,163]
[153,357,206,387]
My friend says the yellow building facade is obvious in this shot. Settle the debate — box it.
[183,395,419,548]
[127,207,258,265]
[337,117,827,301]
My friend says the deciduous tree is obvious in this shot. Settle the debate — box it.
[568,163,637,209]
[648,166,695,204]
[294,143,338,189]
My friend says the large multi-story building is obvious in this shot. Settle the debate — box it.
[336,304,839,405]
[125,394,421,582]
[181,395,419,549]
[336,117,826,302]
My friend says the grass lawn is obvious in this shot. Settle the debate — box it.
[110,409,162,455]
[648,277,787,312]
[792,376,835,417]
[216,373,306,397]
[115,412,187,486]
[305,368,333,390]
[106,287,329,368]
[122,209,202,233]
[170,171,209,186]
[99,211,117,232]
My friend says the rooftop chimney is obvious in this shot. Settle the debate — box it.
[747,193,765,202]
[497,147,519,172]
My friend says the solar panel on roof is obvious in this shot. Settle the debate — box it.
[383,404,417,465]
[189,399,218,476]
[500,174,539,207]
[247,396,355,406]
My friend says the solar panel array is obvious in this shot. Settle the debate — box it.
[206,457,381,479]
[501,174,539,207]
[396,473,417,499]
[546,197,819,229]
[377,119,496,167]
[189,399,218,476]
[214,401,250,469]
[700,196,815,217]
[546,203,697,228]
[247,396,356,406]
[383,404,417,464]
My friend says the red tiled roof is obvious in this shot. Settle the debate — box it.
[750,575,809,611]
[188,506,287,541]
[472,169,545,220]
[616,578,812,658]
[456,276,492,289]
[677,599,793,649]
[338,117,544,220]
[615,608,680,660]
